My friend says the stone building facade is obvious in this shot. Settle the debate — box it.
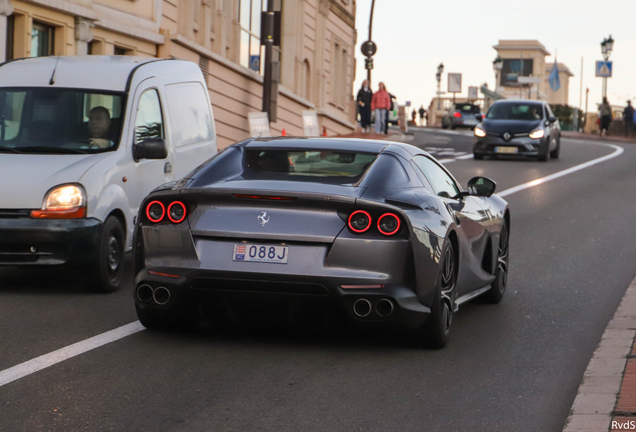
[0,0,357,148]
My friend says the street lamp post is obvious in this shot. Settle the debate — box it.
[436,62,444,110]
[600,35,614,99]
[493,56,503,96]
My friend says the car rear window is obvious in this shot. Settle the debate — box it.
[245,150,377,178]
[455,104,480,113]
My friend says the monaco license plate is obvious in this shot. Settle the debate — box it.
[233,244,289,264]
[495,146,518,154]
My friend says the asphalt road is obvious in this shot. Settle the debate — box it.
[2,128,635,431]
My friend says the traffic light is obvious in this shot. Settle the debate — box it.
[365,57,374,70]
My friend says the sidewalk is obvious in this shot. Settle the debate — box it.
[563,277,636,431]
[562,131,636,145]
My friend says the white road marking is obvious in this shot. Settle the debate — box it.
[0,142,625,388]
[497,143,624,197]
[0,321,144,388]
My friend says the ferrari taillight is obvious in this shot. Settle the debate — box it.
[167,201,187,223]
[348,210,372,233]
[146,201,165,223]
[377,213,401,236]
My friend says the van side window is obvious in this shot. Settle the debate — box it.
[164,82,215,148]
[134,89,164,144]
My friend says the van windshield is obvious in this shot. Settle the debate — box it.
[0,88,125,154]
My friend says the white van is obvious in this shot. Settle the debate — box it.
[0,56,217,291]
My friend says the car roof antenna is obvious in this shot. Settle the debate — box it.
[49,55,61,85]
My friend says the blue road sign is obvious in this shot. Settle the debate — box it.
[596,61,612,78]
[249,55,261,72]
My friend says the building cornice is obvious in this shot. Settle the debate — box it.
[493,42,550,56]
[171,34,316,110]
[329,0,354,28]
[18,0,97,20]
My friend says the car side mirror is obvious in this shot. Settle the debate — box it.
[133,138,167,161]
[548,116,558,124]
[476,114,483,121]
[467,176,496,197]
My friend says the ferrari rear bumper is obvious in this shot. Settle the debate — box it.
[133,268,430,330]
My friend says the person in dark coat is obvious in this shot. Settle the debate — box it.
[599,97,613,136]
[356,80,373,133]
[419,106,426,126]
[624,100,634,137]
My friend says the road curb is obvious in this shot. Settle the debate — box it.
[563,277,636,431]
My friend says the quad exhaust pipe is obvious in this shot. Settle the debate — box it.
[137,284,171,305]
[153,287,171,305]
[353,298,395,318]
[353,299,372,317]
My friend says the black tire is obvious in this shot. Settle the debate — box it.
[538,141,549,162]
[87,216,125,293]
[419,241,457,349]
[483,220,509,304]
[136,303,199,332]
[549,137,560,159]
[473,152,484,160]
[450,124,456,130]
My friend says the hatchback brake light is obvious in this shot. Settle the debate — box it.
[453,112,462,118]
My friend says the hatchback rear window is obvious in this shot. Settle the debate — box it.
[455,104,480,113]
[245,150,377,178]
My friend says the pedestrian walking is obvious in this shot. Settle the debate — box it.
[419,105,426,126]
[371,82,391,134]
[623,100,634,137]
[599,97,613,136]
[411,109,417,125]
[356,80,373,133]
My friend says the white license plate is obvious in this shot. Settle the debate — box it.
[495,146,518,154]
[233,244,289,264]
[464,120,477,125]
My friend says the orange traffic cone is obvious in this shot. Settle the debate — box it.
[322,126,328,137]
[281,128,287,136]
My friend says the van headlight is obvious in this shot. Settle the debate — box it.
[529,129,545,139]
[474,126,486,137]
[31,184,87,219]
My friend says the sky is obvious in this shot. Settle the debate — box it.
[353,0,636,111]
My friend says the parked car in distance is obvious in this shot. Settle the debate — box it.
[442,103,482,130]
[133,138,510,348]
[473,99,561,161]
[0,56,217,292]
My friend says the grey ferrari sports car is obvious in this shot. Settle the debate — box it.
[133,137,510,348]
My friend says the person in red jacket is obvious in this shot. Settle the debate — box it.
[371,82,391,134]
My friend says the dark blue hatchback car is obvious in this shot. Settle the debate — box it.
[473,100,561,162]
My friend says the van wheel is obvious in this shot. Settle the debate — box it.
[88,216,125,293]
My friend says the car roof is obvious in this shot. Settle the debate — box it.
[493,99,545,106]
[0,56,198,92]
[243,137,425,158]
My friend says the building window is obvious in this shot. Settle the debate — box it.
[31,21,54,57]
[302,59,311,101]
[238,0,265,73]
[332,41,348,107]
[6,15,14,60]
[114,46,127,56]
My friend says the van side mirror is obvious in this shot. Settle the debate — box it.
[476,114,483,121]
[467,176,496,197]
[133,138,167,161]
[548,116,558,124]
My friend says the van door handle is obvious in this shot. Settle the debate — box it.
[164,162,172,174]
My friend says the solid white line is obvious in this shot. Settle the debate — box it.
[0,321,144,388]
[0,142,624,388]
[497,144,624,197]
